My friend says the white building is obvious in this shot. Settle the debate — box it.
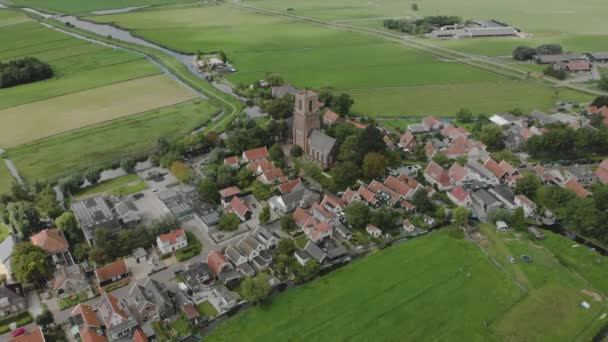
[156,229,188,255]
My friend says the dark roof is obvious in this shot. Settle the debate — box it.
[182,262,212,288]
[472,188,501,206]
[491,185,516,205]
[303,241,326,263]
[308,129,337,155]
[71,196,115,228]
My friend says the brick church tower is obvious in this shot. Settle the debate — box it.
[292,90,321,154]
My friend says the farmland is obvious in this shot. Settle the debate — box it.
[74,174,148,199]
[0,8,29,24]
[5,100,219,183]
[0,21,200,148]
[87,5,588,117]
[208,229,608,341]
[0,163,14,195]
[5,0,198,14]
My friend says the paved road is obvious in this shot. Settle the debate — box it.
[3,158,24,184]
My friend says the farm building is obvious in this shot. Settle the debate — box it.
[534,54,586,64]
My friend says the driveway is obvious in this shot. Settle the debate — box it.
[25,290,43,317]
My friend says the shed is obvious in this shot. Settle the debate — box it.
[496,221,509,231]
[528,226,545,239]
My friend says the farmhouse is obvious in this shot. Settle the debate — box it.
[588,52,608,63]
[554,59,591,72]
[366,224,382,238]
[157,229,188,254]
[30,228,73,266]
[95,259,130,287]
[128,277,175,323]
[534,53,586,64]
[98,292,138,341]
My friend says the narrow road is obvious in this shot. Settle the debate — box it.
[3,158,24,185]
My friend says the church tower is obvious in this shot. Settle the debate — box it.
[292,90,321,154]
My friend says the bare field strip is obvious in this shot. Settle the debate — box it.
[0,74,199,148]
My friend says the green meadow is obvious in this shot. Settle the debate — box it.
[208,229,608,341]
[6,0,198,14]
[0,162,15,195]
[88,5,586,117]
[6,100,219,183]
[0,8,30,25]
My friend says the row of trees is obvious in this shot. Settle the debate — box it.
[0,57,53,88]
[512,44,563,61]
[383,16,461,34]
[525,124,608,159]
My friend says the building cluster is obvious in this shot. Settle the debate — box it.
[534,52,608,73]
[427,19,518,39]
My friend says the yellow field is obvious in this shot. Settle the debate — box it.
[0,74,199,148]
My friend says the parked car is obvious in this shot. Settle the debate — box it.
[507,256,516,264]
[11,328,26,337]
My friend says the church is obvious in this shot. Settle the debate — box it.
[292,90,338,168]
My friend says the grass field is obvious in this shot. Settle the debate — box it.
[0,21,202,148]
[5,0,198,14]
[208,231,524,341]
[0,8,30,25]
[0,162,14,195]
[0,224,8,244]
[6,100,219,182]
[88,5,588,117]
[74,174,148,199]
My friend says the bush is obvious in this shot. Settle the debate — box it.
[512,46,536,61]
[0,311,32,326]
[176,231,202,262]
[543,65,567,80]
[0,57,54,88]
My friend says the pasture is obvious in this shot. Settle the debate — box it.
[0,8,29,25]
[88,5,585,117]
[0,21,200,148]
[208,228,608,341]
[6,100,219,182]
[5,0,198,14]
[0,162,14,195]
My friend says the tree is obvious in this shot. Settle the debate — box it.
[73,242,91,261]
[514,172,541,198]
[331,161,360,190]
[479,124,504,150]
[265,73,283,86]
[330,93,354,115]
[412,188,435,213]
[219,50,228,63]
[35,309,54,330]
[170,161,192,183]
[219,213,240,231]
[120,159,136,173]
[11,242,51,287]
[411,3,418,10]
[55,212,80,242]
[591,96,608,108]
[290,145,303,157]
[338,135,361,163]
[431,152,451,169]
[453,206,469,227]
[84,168,101,185]
[543,65,567,80]
[280,214,296,232]
[537,186,575,210]
[259,206,271,224]
[455,108,473,122]
[35,185,63,220]
[512,46,536,61]
[236,167,255,188]
[0,57,53,89]
[536,44,563,55]
[559,198,600,235]
[344,201,370,230]
[263,95,294,119]
[358,126,386,156]
[511,207,526,230]
[268,144,284,165]
[198,178,219,204]
[240,274,272,303]
[59,173,83,194]
[7,201,40,238]
[294,259,319,283]
[599,74,608,91]
[362,152,387,179]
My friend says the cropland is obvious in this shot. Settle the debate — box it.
[5,0,198,14]
[207,229,608,341]
[0,21,200,148]
[87,5,592,117]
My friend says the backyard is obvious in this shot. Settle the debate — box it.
[74,174,148,199]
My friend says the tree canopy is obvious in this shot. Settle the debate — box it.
[11,242,52,286]
[0,57,53,88]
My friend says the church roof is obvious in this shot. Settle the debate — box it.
[308,130,336,155]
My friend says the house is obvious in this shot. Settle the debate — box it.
[528,226,545,239]
[98,292,138,341]
[227,196,251,221]
[407,124,430,135]
[441,125,469,140]
[223,156,240,168]
[483,159,508,181]
[114,200,142,228]
[368,180,401,207]
[258,166,287,184]
[471,188,503,211]
[0,283,26,317]
[128,277,175,323]
[181,262,213,294]
[30,228,72,265]
[356,185,380,207]
[424,161,452,190]
[564,178,591,198]
[225,244,248,267]
[213,284,239,310]
[447,186,471,207]
[595,159,608,184]
[236,233,265,262]
[366,224,382,238]
[515,194,537,217]
[530,110,557,126]
[268,184,315,214]
[333,224,352,240]
[295,241,327,266]
[323,109,342,125]
[588,52,608,63]
[302,217,332,242]
[534,53,586,64]
[271,83,299,98]
[51,265,90,298]
[554,59,591,72]
[242,146,269,163]
[423,215,436,226]
[448,162,474,186]
[207,251,241,285]
[71,196,120,246]
[489,185,517,209]
[132,247,148,264]
[399,131,417,151]
[219,186,241,206]
[70,303,105,342]
[466,160,499,185]
[422,116,444,131]
[133,329,149,342]
[279,178,302,195]
[157,229,188,254]
[564,165,597,185]
[402,220,416,234]
[0,234,16,282]
[95,259,129,287]
[320,194,346,213]
[384,175,420,200]
[9,327,45,342]
[489,113,518,126]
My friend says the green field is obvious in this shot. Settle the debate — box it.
[0,224,8,243]
[0,8,29,24]
[5,100,219,182]
[88,5,587,117]
[75,174,148,199]
[5,0,198,14]
[0,163,14,197]
[0,21,201,147]
[208,228,608,341]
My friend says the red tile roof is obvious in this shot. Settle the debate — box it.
[342,187,358,203]
[279,178,302,194]
[441,125,468,140]
[566,60,591,71]
[242,146,269,161]
[102,292,128,324]
[133,329,150,342]
[368,180,400,206]
[207,250,228,275]
[384,175,415,197]
[30,228,68,254]
[422,116,441,129]
[323,109,342,124]
[366,224,381,233]
[399,131,417,148]
[72,304,101,328]
[320,194,346,211]
[158,229,186,244]
[262,167,285,182]
[181,303,200,320]
[448,162,468,182]
[223,156,239,166]
[383,135,394,146]
[596,160,608,184]
[9,326,45,342]
[229,196,250,218]
[219,186,241,198]
[424,161,451,187]
[310,202,333,220]
[401,200,415,210]
[515,194,535,207]
[449,186,469,203]
[293,207,311,226]
[95,259,128,283]
[564,178,591,198]
[80,328,107,342]
[358,185,379,205]
[498,160,517,176]
[483,159,507,179]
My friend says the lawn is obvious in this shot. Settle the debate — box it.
[74,174,148,199]
[86,5,589,117]
[0,8,30,25]
[197,301,218,318]
[6,100,219,183]
[7,0,199,14]
[0,162,14,196]
[0,224,9,243]
[58,291,89,310]
[207,231,526,341]
[169,315,192,337]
